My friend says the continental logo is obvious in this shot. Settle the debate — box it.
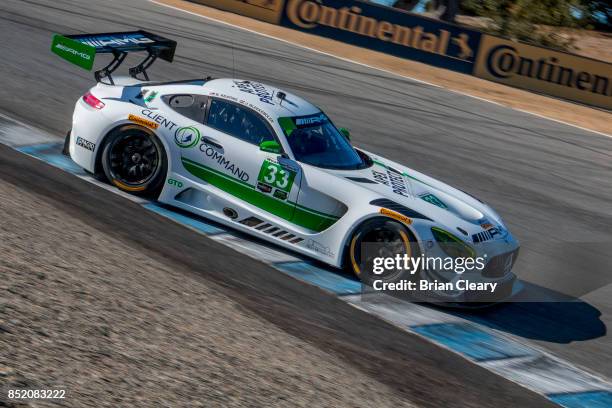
[285,0,474,61]
[128,114,159,129]
[475,35,612,110]
[380,208,413,225]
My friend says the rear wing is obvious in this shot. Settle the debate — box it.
[51,31,177,84]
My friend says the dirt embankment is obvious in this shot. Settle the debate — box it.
[0,179,418,408]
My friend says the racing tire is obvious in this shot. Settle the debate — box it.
[101,126,167,198]
[346,218,420,287]
[62,130,71,156]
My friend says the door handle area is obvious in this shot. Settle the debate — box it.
[201,136,223,149]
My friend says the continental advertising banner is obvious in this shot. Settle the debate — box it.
[279,0,481,74]
[189,0,286,24]
[475,35,612,110]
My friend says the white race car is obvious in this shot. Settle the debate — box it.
[53,31,519,302]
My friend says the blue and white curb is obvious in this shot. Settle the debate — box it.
[1,112,611,408]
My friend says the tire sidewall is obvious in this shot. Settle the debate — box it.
[101,126,167,197]
[347,218,421,287]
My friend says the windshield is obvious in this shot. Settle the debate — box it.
[279,113,365,170]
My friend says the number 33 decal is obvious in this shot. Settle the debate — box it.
[258,160,296,192]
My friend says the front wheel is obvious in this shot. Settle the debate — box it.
[346,218,420,287]
[101,126,167,198]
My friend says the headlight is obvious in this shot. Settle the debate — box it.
[431,227,475,258]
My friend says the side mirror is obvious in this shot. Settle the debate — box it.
[339,127,351,140]
[259,140,282,154]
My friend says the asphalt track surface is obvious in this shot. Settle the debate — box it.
[0,0,610,397]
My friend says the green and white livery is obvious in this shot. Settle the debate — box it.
[61,32,519,302]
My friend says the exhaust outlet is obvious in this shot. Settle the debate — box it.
[223,207,238,219]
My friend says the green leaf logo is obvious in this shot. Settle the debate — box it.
[174,126,201,148]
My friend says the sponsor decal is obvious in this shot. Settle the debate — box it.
[420,193,447,209]
[78,33,155,49]
[54,44,92,60]
[372,169,389,185]
[200,143,250,182]
[144,90,158,103]
[75,136,95,151]
[379,208,413,225]
[246,101,274,122]
[283,0,478,63]
[174,126,201,148]
[234,80,275,105]
[211,92,275,123]
[372,168,409,197]
[140,109,177,131]
[474,35,612,110]
[167,178,184,188]
[306,239,335,257]
[51,34,96,71]
[257,159,296,192]
[488,226,502,238]
[273,189,288,200]
[295,114,326,126]
[210,91,239,102]
[257,182,273,193]
[128,114,159,129]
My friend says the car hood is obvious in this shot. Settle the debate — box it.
[322,151,507,237]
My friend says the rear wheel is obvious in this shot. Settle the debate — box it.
[101,127,166,197]
[62,130,71,156]
[347,218,420,287]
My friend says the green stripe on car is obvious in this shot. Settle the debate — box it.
[181,157,339,232]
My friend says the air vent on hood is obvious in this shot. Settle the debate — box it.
[370,199,431,221]
[346,177,377,184]
[473,230,494,243]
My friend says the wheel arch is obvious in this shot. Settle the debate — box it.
[93,123,163,176]
[339,213,423,271]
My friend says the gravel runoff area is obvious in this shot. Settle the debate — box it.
[0,179,418,408]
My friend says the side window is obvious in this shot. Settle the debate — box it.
[207,99,274,145]
[162,94,208,123]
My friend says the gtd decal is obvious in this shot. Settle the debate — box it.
[175,126,201,148]
[167,178,183,188]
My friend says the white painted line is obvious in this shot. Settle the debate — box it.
[347,292,612,399]
[482,354,612,395]
[209,233,302,264]
[514,108,611,137]
[344,293,464,326]
[148,0,612,139]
